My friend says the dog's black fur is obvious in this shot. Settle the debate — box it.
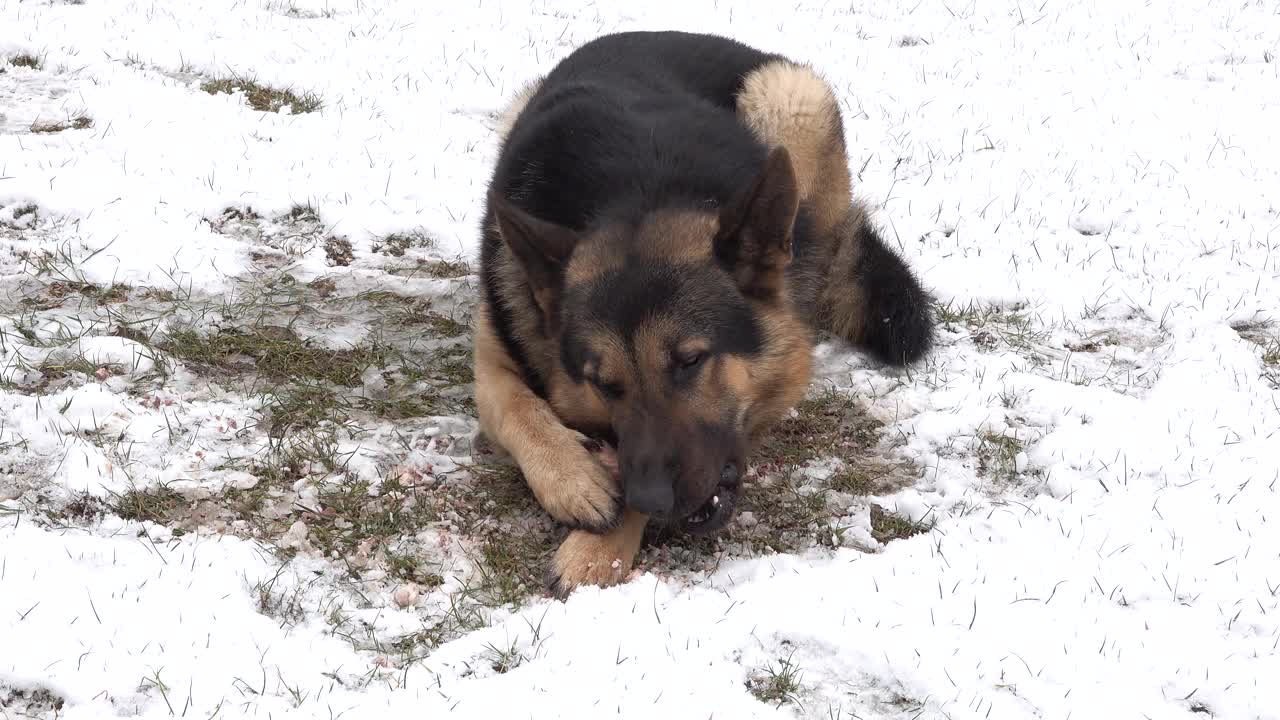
[473,30,935,595]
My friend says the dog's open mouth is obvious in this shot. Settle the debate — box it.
[681,463,742,535]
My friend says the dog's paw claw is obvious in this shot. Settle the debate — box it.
[544,568,569,601]
[546,529,633,598]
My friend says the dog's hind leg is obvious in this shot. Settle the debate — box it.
[472,303,623,532]
[493,76,543,142]
[736,60,852,242]
[737,60,934,366]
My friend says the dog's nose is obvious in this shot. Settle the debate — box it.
[625,477,674,515]
[720,462,739,486]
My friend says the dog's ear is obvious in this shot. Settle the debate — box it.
[714,146,799,301]
[490,191,579,328]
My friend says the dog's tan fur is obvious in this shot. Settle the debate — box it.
[551,510,649,591]
[476,59,878,596]
[494,76,543,142]
[737,60,889,351]
[736,60,852,240]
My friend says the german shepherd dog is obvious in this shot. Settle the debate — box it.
[473,31,934,597]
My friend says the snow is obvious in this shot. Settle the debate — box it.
[3,0,1280,719]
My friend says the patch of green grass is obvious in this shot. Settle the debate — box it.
[934,300,986,325]
[824,461,920,499]
[740,480,830,552]
[976,431,1024,483]
[407,343,473,389]
[757,388,883,470]
[385,547,445,587]
[470,533,549,607]
[747,651,805,709]
[324,236,354,267]
[200,74,323,114]
[1261,341,1279,366]
[935,299,1051,356]
[301,473,441,561]
[1259,340,1280,384]
[20,280,129,310]
[357,291,473,344]
[423,312,468,338]
[35,353,99,381]
[1260,341,1279,389]
[389,258,472,279]
[869,503,934,544]
[0,686,65,715]
[213,450,448,574]
[8,53,43,70]
[58,493,111,523]
[373,231,434,257]
[287,203,319,222]
[424,258,471,279]
[257,382,342,437]
[480,637,527,674]
[437,460,558,606]
[825,466,875,496]
[1064,331,1122,353]
[159,326,390,386]
[158,317,468,427]
[251,565,307,627]
[111,484,187,525]
[3,203,40,227]
[1233,319,1279,387]
[360,384,443,421]
[30,114,93,134]
[34,356,104,389]
[385,596,488,660]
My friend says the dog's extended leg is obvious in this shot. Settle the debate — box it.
[473,303,623,532]
[546,510,649,599]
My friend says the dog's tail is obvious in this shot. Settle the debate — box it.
[734,59,934,366]
[817,202,935,366]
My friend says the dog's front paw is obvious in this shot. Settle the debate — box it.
[546,527,635,599]
[524,432,622,532]
[545,509,649,600]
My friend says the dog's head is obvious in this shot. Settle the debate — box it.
[491,147,809,534]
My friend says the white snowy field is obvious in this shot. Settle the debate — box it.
[2,0,1279,718]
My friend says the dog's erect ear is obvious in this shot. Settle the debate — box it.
[490,190,579,327]
[714,146,800,301]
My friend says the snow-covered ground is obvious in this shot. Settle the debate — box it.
[3,0,1280,718]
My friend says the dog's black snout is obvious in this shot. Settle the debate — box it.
[625,478,674,515]
[720,462,739,486]
[622,450,678,516]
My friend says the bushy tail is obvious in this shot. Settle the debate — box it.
[819,204,935,366]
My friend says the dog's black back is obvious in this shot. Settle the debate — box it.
[491,32,789,227]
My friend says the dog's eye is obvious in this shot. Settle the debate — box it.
[677,352,706,370]
[672,351,707,383]
[592,377,625,400]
